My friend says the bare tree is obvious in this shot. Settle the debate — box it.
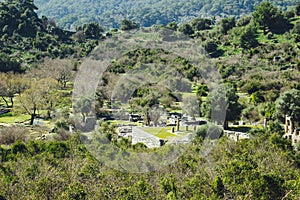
[40,58,75,89]
[14,78,56,125]
[0,73,29,108]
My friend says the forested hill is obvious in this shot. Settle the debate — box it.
[34,0,297,30]
[1,1,300,199]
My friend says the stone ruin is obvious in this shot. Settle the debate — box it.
[284,115,300,146]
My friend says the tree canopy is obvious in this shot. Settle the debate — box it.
[0,0,99,72]
[275,89,300,122]
[202,83,242,128]
[252,2,291,33]
[33,0,298,29]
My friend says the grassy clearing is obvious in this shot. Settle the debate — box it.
[141,127,171,134]
[110,120,143,126]
[220,45,242,57]
[141,127,177,139]
[0,113,30,123]
[273,33,291,43]
[0,112,51,124]
[257,30,293,45]
[155,132,177,139]
[141,126,192,139]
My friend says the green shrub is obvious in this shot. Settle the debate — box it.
[196,123,223,140]
[46,142,70,158]
[11,141,27,154]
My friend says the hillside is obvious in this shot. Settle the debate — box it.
[1,1,300,199]
[34,0,298,30]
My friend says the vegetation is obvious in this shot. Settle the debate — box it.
[0,0,101,73]
[0,131,299,199]
[34,0,298,29]
[276,89,300,122]
[1,1,300,199]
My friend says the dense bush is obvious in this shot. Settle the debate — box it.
[0,133,298,199]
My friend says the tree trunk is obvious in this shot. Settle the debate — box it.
[47,110,51,119]
[30,106,37,125]
[82,113,86,122]
[30,114,36,125]
[144,113,150,126]
[63,81,67,89]
[223,121,229,130]
[10,97,13,108]
[46,101,53,119]
[2,97,9,107]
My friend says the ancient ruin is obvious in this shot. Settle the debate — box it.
[284,115,300,146]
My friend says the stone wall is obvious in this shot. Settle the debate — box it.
[284,115,300,146]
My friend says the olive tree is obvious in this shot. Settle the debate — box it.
[275,89,300,122]
[40,58,75,89]
[182,96,201,117]
[202,83,242,128]
[0,73,28,108]
[14,79,56,125]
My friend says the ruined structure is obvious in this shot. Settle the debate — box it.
[284,115,300,146]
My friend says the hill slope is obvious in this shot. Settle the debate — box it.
[34,0,298,30]
[0,2,300,199]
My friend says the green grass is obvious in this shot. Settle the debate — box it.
[0,113,30,123]
[110,120,143,126]
[155,132,177,139]
[0,112,13,118]
[201,96,208,102]
[182,92,197,98]
[257,30,293,44]
[257,30,269,43]
[237,92,250,104]
[141,126,192,139]
[220,45,242,57]
[0,97,13,107]
[273,34,291,43]
[141,127,177,139]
